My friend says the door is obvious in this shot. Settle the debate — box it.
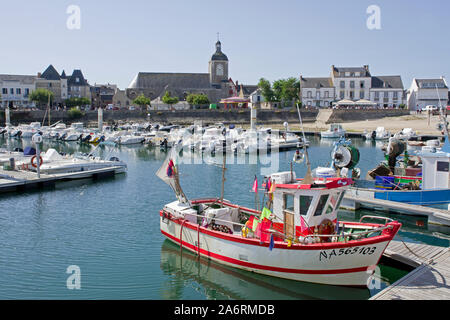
[284,211,295,239]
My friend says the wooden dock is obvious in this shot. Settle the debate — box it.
[371,240,450,300]
[0,166,124,194]
[343,194,450,227]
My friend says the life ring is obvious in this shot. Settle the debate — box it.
[30,155,43,168]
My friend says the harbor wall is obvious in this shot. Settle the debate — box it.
[1,108,409,127]
[326,109,410,123]
[0,109,319,126]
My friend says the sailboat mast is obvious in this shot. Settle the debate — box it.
[220,152,226,207]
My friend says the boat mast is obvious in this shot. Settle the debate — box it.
[436,84,450,141]
[296,103,313,184]
[219,143,227,207]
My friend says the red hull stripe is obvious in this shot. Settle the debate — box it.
[161,229,370,275]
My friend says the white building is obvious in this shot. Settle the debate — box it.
[0,74,36,108]
[407,77,449,111]
[300,65,405,108]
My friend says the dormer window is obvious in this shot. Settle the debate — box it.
[76,77,80,83]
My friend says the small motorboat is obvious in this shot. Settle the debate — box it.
[321,124,346,139]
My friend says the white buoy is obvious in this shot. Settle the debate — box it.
[98,107,103,131]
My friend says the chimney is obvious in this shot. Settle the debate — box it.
[37,72,42,78]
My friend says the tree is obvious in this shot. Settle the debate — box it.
[65,97,91,108]
[257,78,276,102]
[272,77,300,107]
[133,94,151,111]
[162,91,179,109]
[186,93,210,106]
[30,89,54,108]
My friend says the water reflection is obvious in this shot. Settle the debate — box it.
[160,240,371,300]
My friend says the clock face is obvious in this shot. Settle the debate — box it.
[216,64,224,76]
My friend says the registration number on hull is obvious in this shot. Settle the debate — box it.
[319,246,377,261]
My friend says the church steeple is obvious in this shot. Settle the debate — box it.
[209,36,229,88]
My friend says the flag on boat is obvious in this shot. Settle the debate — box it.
[156,148,189,204]
[252,175,258,193]
[166,159,175,177]
[261,207,272,220]
[265,178,272,192]
[300,216,308,234]
[269,234,275,251]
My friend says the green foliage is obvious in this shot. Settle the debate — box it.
[162,91,179,105]
[133,94,151,107]
[186,93,210,105]
[65,97,91,108]
[399,104,406,109]
[258,77,300,107]
[257,78,276,102]
[29,89,54,107]
[67,107,83,119]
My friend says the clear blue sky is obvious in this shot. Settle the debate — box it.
[0,0,448,89]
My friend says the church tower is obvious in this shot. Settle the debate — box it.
[209,39,229,89]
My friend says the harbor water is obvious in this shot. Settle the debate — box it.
[0,136,449,300]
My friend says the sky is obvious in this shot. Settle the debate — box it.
[0,0,449,89]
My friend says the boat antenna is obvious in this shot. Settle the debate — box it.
[296,103,313,184]
[435,84,450,141]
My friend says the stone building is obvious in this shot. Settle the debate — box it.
[67,69,91,100]
[35,65,68,105]
[127,40,233,104]
[407,77,449,111]
[0,74,36,108]
[300,65,405,108]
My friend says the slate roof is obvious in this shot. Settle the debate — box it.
[128,72,211,90]
[371,76,404,89]
[41,65,61,80]
[68,70,88,86]
[238,84,259,96]
[333,66,371,77]
[211,41,228,61]
[0,74,37,84]
[300,77,334,88]
[415,78,448,89]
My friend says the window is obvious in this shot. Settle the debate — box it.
[340,91,345,99]
[324,91,329,98]
[76,77,80,83]
[350,81,355,88]
[307,101,312,106]
[437,162,449,172]
[25,88,29,95]
[314,195,330,216]
[360,91,365,99]
[2,88,7,95]
[393,92,398,100]
[360,81,365,89]
[349,91,354,99]
[316,91,320,99]
[374,92,379,100]
[355,72,360,77]
[345,72,350,77]
[16,88,21,95]
[340,81,345,89]
[283,194,295,213]
[307,91,312,98]
[10,88,14,94]
[299,196,313,216]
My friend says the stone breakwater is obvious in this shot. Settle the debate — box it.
[1,108,409,127]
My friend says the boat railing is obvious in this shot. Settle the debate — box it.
[303,224,393,243]
[168,209,395,245]
[359,215,394,225]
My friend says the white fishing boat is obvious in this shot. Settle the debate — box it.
[393,128,417,141]
[157,148,401,286]
[321,124,346,139]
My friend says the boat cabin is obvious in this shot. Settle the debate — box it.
[420,149,450,190]
[270,172,349,237]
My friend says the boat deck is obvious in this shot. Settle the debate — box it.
[0,166,123,194]
[371,240,450,300]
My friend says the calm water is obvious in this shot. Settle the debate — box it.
[0,136,449,300]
